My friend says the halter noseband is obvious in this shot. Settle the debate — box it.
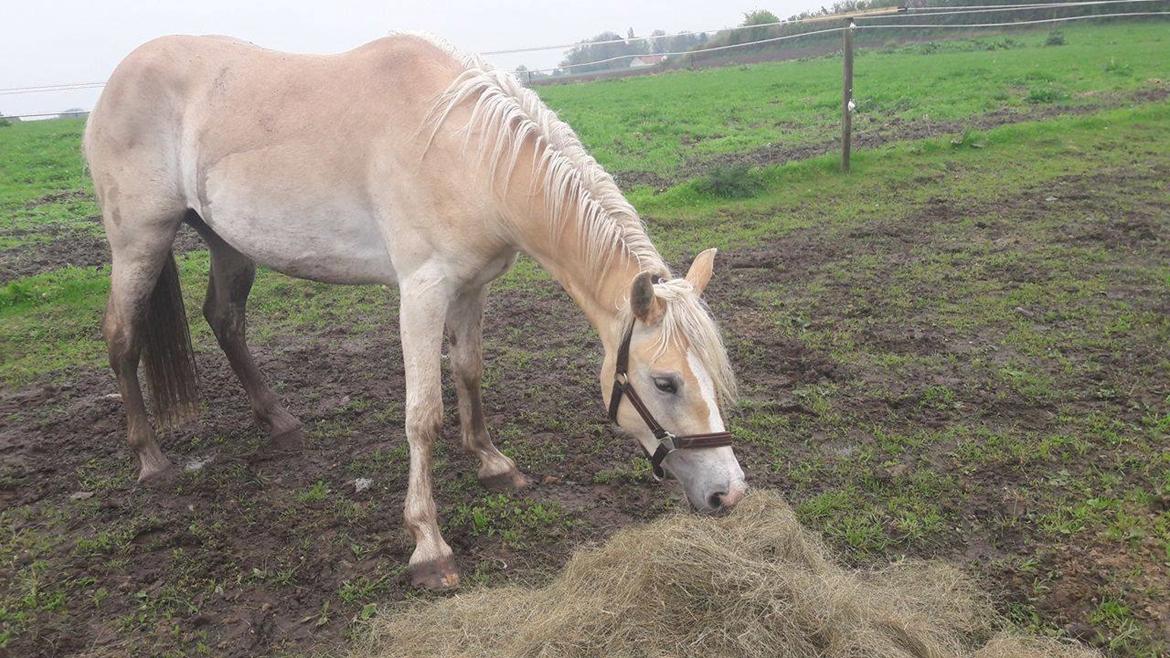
[607,319,734,480]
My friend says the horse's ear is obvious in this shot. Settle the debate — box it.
[685,248,717,295]
[630,271,665,324]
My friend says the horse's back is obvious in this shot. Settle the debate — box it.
[87,33,460,161]
[86,34,472,285]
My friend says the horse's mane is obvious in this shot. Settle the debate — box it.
[417,34,736,405]
[417,33,662,276]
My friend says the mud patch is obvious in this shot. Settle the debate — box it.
[1,219,208,282]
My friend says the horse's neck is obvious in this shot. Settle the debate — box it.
[501,181,659,350]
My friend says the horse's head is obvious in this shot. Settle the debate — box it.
[604,248,746,513]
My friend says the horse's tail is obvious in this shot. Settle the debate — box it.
[141,250,199,427]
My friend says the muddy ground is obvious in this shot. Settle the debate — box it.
[2,156,1168,656]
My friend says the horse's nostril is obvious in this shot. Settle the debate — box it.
[708,492,727,509]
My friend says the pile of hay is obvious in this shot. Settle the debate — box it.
[355,491,1098,658]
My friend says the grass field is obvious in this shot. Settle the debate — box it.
[1,20,1169,658]
[540,22,1169,177]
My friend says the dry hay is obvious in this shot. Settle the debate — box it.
[355,491,1098,658]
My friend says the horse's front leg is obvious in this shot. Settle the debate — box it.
[399,267,459,589]
[446,285,529,491]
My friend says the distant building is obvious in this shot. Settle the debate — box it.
[628,55,667,69]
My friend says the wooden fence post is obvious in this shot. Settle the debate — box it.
[842,18,855,173]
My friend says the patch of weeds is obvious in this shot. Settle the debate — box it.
[75,457,132,492]
[1090,598,1159,653]
[1103,58,1133,77]
[346,444,408,479]
[919,385,960,411]
[336,499,372,524]
[297,480,330,504]
[593,457,652,484]
[987,38,1024,51]
[1,559,68,643]
[1026,87,1070,104]
[950,128,986,149]
[829,511,890,553]
[797,488,854,523]
[1045,30,1066,47]
[448,494,569,547]
[337,570,399,605]
[696,164,763,199]
[74,527,130,557]
[998,366,1054,402]
[1040,496,1118,536]
[791,384,839,420]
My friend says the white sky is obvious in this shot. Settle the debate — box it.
[0,1,823,118]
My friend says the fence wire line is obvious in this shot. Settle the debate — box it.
[525,26,851,75]
[4,8,1167,116]
[526,8,1168,75]
[0,83,105,97]
[481,11,901,56]
[478,0,1163,56]
[906,0,1159,8]
[870,0,1169,19]
[857,9,1170,27]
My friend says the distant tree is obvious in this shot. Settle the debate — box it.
[560,31,649,74]
[650,30,669,53]
[737,10,783,44]
[743,9,781,25]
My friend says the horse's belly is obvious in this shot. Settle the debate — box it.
[196,151,396,285]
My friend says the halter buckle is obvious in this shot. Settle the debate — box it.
[658,432,677,452]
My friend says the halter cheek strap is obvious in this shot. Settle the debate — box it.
[607,320,734,480]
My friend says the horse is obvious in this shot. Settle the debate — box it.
[83,33,747,589]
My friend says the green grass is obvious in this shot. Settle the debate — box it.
[447,493,570,547]
[0,118,96,249]
[539,22,1169,175]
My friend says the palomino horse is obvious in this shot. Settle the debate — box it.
[84,33,747,588]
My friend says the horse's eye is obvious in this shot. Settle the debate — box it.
[653,377,678,394]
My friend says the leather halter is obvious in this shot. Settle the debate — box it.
[607,319,734,480]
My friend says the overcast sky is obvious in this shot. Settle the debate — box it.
[1,1,823,118]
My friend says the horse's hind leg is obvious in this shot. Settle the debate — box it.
[196,220,304,451]
[103,207,191,482]
[446,286,528,491]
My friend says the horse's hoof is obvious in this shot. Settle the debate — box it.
[409,556,460,590]
[268,425,305,453]
[479,469,531,492]
[137,457,178,486]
